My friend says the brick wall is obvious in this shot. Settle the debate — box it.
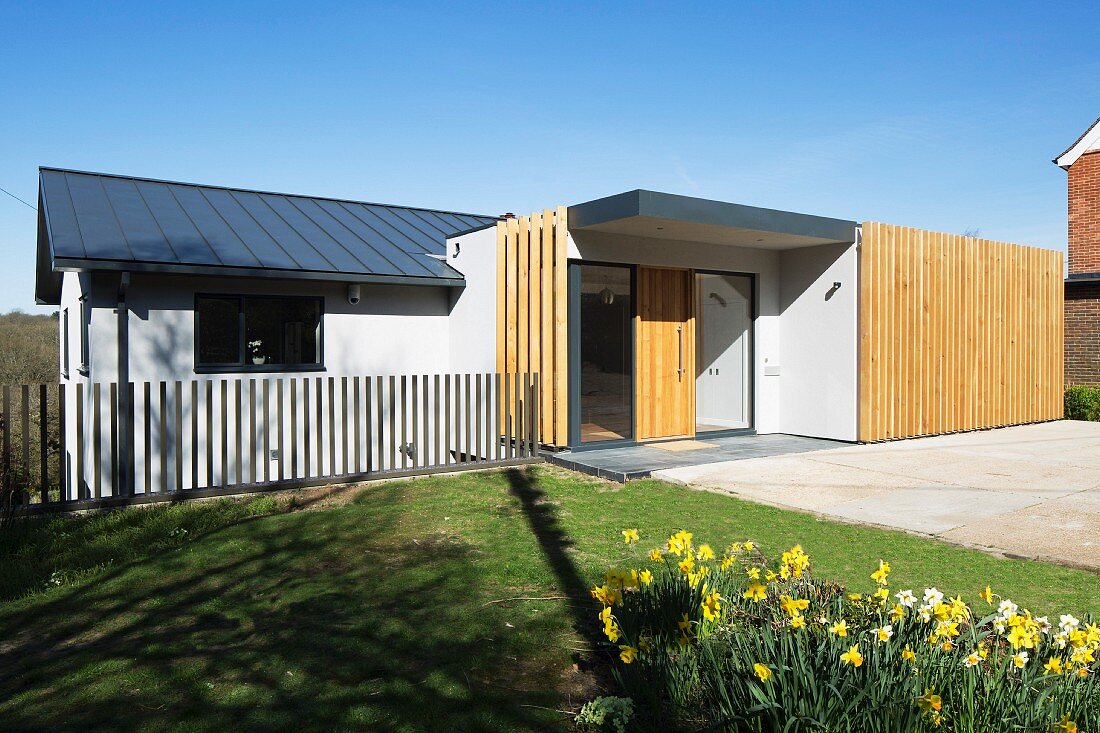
[1068,150,1100,275]
[1065,280,1100,385]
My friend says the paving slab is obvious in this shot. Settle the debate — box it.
[652,421,1100,569]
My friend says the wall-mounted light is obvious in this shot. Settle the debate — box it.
[600,287,616,305]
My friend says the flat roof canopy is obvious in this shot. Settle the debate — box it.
[568,190,857,250]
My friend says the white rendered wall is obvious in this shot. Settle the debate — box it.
[568,230,784,435]
[777,240,859,441]
[447,226,499,375]
[63,269,494,499]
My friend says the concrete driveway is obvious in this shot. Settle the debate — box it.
[653,421,1100,570]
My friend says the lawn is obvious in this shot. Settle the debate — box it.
[1,465,1098,732]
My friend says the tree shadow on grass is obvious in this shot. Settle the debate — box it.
[503,467,605,670]
[0,483,566,732]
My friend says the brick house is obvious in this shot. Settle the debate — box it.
[1056,117,1100,385]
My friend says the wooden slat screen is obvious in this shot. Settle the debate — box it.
[859,222,1064,442]
[497,207,569,446]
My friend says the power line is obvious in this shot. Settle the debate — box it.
[0,185,36,211]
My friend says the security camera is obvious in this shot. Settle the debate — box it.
[347,283,361,305]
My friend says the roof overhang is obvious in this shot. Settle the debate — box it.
[567,190,857,250]
[1054,117,1100,170]
[48,257,465,289]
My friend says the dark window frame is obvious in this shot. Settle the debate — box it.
[193,293,326,374]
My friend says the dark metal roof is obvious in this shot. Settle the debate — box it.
[35,168,499,303]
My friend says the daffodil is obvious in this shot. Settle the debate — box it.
[746,567,761,580]
[875,625,894,642]
[677,613,692,633]
[753,662,771,682]
[697,544,715,561]
[998,599,1018,618]
[649,547,665,563]
[678,555,695,574]
[1012,652,1029,669]
[962,652,980,668]
[639,569,653,586]
[619,645,637,664]
[829,620,848,637]
[743,583,767,602]
[890,604,906,622]
[702,591,722,621]
[917,689,942,713]
[979,585,994,604]
[622,528,640,544]
[1044,656,1064,675]
[790,614,806,629]
[840,644,863,667]
[923,588,945,607]
[901,645,916,663]
[743,541,755,552]
[870,559,891,585]
[1059,614,1081,633]
[896,589,917,607]
[1052,715,1078,733]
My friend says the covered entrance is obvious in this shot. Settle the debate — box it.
[573,262,755,446]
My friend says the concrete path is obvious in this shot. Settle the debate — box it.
[653,421,1100,570]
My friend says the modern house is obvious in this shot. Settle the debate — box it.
[34,167,1064,496]
[1055,117,1100,386]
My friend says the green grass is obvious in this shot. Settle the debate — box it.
[1,466,1098,732]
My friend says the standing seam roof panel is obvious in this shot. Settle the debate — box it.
[167,185,261,267]
[135,183,225,265]
[100,177,182,263]
[64,174,133,260]
[354,204,439,255]
[230,191,338,272]
[39,170,87,258]
[323,201,439,277]
[258,194,370,273]
[285,197,404,276]
[198,187,300,269]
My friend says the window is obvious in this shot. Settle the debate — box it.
[578,264,633,443]
[78,297,90,374]
[61,308,70,378]
[195,295,323,371]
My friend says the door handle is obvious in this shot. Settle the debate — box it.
[677,324,685,381]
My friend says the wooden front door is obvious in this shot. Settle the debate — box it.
[635,267,695,440]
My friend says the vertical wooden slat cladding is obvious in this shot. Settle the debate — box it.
[859,222,1063,442]
[496,207,569,446]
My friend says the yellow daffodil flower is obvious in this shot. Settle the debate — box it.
[743,541,755,552]
[743,583,767,602]
[702,591,722,621]
[829,620,848,637]
[1052,715,1078,733]
[753,662,772,682]
[902,645,916,663]
[870,559,891,585]
[746,567,761,580]
[677,613,692,632]
[979,585,994,604]
[649,548,665,563]
[697,544,715,561]
[917,689,942,713]
[639,569,653,586]
[1044,657,1064,675]
[622,528,639,544]
[875,625,894,642]
[1012,652,1029,669]
[790,614,806,629]
[619,645,637,664]
[840,644,863,667]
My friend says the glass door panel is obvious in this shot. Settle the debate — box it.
[695,273,752,432]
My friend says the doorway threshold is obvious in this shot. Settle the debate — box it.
[545,433,845,483]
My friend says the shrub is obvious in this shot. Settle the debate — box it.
[591,529,1099,732]
[575,696,634,733]
[1065,385,1100,421]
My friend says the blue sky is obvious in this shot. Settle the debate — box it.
[1,1,1097,313]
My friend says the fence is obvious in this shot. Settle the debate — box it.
[859,222,1064,441]
[1,372,540,511]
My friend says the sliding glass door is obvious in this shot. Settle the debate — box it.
[577,264,633,443]
[695,273,753,432]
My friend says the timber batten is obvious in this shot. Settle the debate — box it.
[497,208,569,447]
[859,222,1063,442]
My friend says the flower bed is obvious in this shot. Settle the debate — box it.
[588,529,1099,732]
